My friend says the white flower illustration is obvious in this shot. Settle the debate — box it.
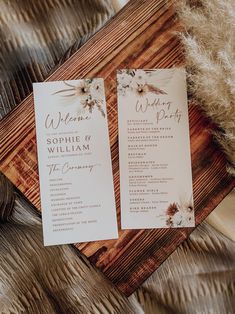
[171,210,193,227]
[131,69,147,87]
[165,195,194,227]
[117,69,167,97]
[52,80,105,118]
[119,71,133,87]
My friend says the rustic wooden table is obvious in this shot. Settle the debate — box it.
[0,0,234,296]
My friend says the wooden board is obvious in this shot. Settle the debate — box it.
[0,0,234,296]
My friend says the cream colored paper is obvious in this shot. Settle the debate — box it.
[34,79,118,246]
[118,69,194,229]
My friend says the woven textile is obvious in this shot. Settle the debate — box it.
[0,0,234,313]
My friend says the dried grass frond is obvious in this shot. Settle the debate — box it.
[177,0,235,174]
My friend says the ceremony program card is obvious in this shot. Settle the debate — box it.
[117,69,194,229]
[33,79,118,246]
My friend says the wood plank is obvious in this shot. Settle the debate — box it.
[0,0,234,296]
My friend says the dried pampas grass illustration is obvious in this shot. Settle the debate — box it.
[53,81,91,98]
[117,69,174,97]
[147,84,167,95]
[81,98,105,117]
[52,80,105,118]
[166,202,179,216]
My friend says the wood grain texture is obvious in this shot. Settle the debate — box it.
[0,0,234,296]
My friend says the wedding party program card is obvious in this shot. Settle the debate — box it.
[34,79,118,246]
[117,69,194,229]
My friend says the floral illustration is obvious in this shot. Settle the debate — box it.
[117,69,170,97]
[165,196,194,227]
[52,79,105,117]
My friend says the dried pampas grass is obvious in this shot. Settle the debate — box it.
[177,0,235,175]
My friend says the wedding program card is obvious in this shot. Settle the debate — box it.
[117,69,194,229]
[33,79,118,246]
